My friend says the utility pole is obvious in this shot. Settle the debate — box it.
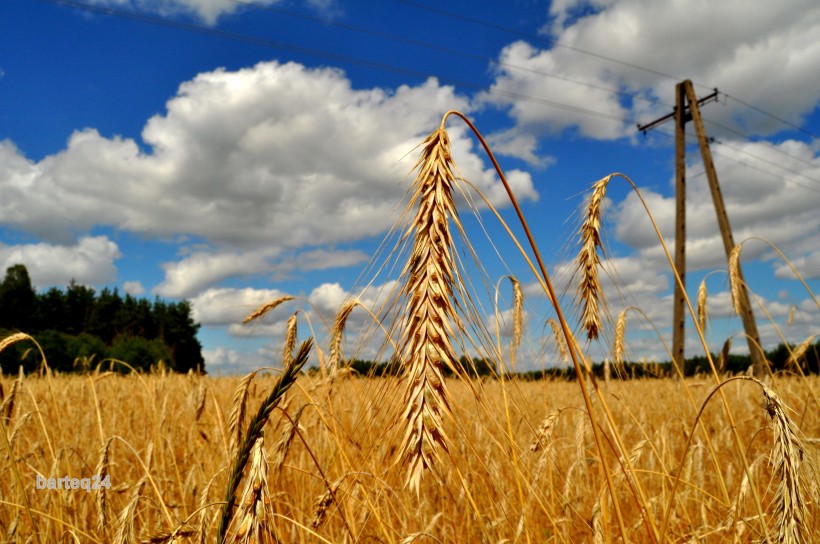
[638,80,764,376]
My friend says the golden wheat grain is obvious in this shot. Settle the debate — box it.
[510,276,523,351]
[787,305,796,326]
[718,337,732,374]
[697,279,708,332]
[762,384,809,544]
[0,332,31,354]
[530,410,560,453]
[229,371,258,456]
[228,434,276,543]
[283,312,298,365]
[217,341,311,542]
[397,124,461,493]
[329,300,357,374]
[613,309,627,367]
[0,371,21,422]
[193,381,207,422]
[546,318,569,363]
[95,437,113,539]
[577,176,609,340]
[272,405,305,474]
[113,477,147,544]
[142,530,196,543]
[243,296,295,324]
[786,335,814,371]
[728,245,743,316]
[311,477,342,531]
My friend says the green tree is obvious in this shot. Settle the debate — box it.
[0,264,37,330]
[110,335,173,372]
[64,281,96,335]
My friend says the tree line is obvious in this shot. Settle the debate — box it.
[0,264,204,374]
[340,340,819,380]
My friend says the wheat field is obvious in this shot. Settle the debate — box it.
[0,369,818,542]
[1,111,818,543]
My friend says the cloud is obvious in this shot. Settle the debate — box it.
[123,280,146,295]
[90,0,283,25]
[773,249,820,280]
[612,140,820,271]
[0,62,537,264]
[154,246,369,299]
[190,286,291,326]
[0,235,120,288]
[483,0,820,139]
[155,249,277,299]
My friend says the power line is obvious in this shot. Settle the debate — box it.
[713,140,820,187]
[38,0,634,127]
[722,94,818,139]
[702,114,818,169]
[391,0,817,140]
[389,0,688,84]
[711,145,820,195]
[223,0,664,108]
[32,0,820,178]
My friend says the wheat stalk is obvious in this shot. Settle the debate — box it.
[697,279,708,332]
[613,308,627,367]
[546,318,569,363]
[510,276,523,371]
[0,371,21,422]
[530,410,560,453]
[786,336,814,371]
[272,405,305,474]
[227,434,276,543]
[761,384,809,544]
[216,340,311,543]
[311,476,343,531]
[329,300,357,375]
[243,296,295,324]
[396,124,462,493]
[96,437,114,540]
[113,477,147,544]
[283,312,298,366]
[229,371,258,457]
[577,176,609,340]
[728,245,743,316]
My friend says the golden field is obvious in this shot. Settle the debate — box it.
[1,368,817,542]
[2,112,818,544]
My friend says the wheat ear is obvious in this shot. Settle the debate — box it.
[95,437,114,539]
[229,371,258,457]
[113,477,147,544]
[577,176,609,339]
[613,308,627,367]
[329,300,357,375]
[0,371,21,422]
[786,335,814,371]
[283,312,298,366]
[510,276,524,370]
[547,318,569,363]
[787,304,796,326]
[216,340,312,543]
[227,434,276,543]
[728,245,743,316]
[243,296,295,324]
[697,279,708,332]
[761,384,809,544]
[397,124,462,494]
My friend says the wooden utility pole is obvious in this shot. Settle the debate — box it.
[672,82,687,375]
[638,80,764,375]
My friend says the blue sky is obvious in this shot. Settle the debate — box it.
[1,0,818,374]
